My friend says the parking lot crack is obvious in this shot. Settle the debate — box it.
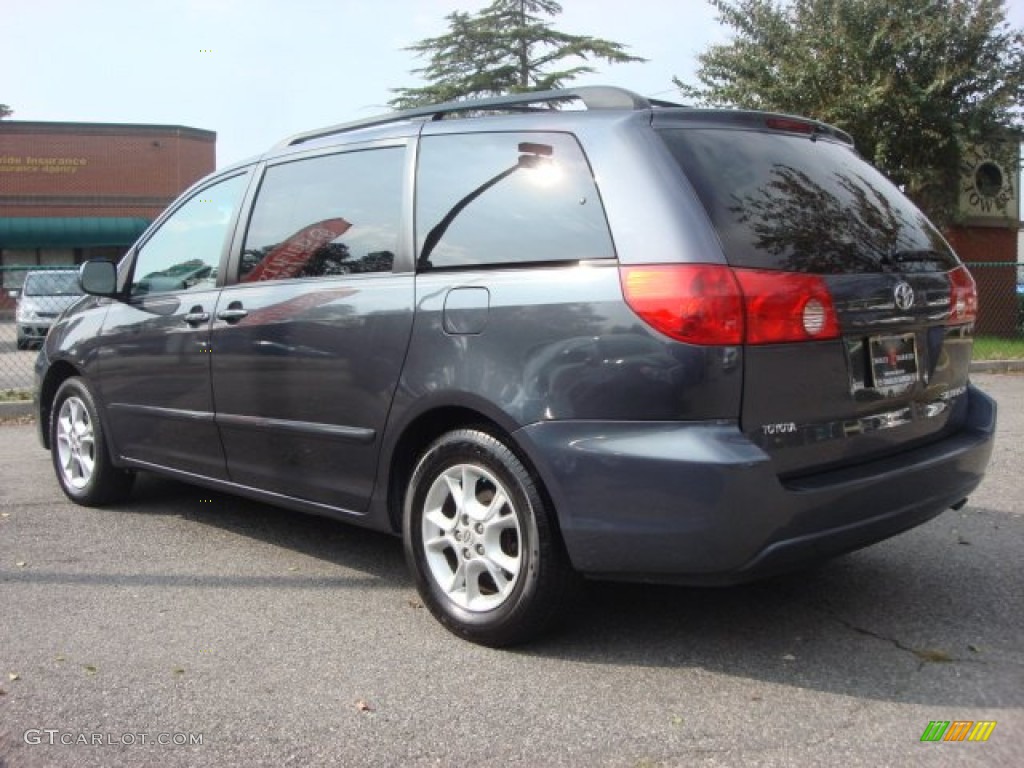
[810,604,982,668]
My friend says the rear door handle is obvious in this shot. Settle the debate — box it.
[217,305,248,323]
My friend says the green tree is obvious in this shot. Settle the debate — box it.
[389,0,644,109]
[675,0,1024,224]
[0,104,12,119]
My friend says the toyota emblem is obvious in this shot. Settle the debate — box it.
[893,281,915,311]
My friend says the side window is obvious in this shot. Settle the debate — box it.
[416,132,614,269]
[239,147,403,282]
[131,174,247,296]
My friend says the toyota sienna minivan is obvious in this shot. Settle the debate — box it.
[33,86,996,645]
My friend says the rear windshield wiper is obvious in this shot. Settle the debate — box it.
[881,249,954,272]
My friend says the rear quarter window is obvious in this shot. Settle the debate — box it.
[659,127,956,273]
[415,132,614,269]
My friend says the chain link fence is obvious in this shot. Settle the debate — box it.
[1,265,85,395]
[1,261,1022,397]
[967,261,1024,360]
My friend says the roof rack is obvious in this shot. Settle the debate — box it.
[275,85,683,149]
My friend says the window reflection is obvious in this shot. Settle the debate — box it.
[416,132,614,269]
[729,164,953,273]
[661,129,955,273]
[131,174,247,295]
[240,148,402,282]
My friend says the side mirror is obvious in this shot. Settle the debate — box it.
[79,260,118,297]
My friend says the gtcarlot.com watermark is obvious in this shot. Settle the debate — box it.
[24,729,203,747]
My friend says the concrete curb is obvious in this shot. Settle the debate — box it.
[0,400,34,419]
[969,360,1024,374]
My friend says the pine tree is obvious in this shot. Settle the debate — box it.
[389,0,644,109]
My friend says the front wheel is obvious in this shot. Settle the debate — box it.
[403,429,575,647]
[50,377,134,506]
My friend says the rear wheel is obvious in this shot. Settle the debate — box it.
[50,377,134,506]
[403,429,575,647]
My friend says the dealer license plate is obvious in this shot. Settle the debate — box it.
[869,333,919,393]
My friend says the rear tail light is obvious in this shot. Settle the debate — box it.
[733,269,840,344]
[619,265,743,345]
[620,265,840,346]
[947,265,978,325]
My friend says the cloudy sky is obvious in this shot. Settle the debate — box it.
[4,0,1024,168]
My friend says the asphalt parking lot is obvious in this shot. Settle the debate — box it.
[1,374,1021,767]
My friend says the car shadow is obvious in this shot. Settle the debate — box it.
[124,475,1022,708]
[125,473,408,583]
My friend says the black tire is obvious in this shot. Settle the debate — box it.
[16,337,30,351]
[50,377,134,506]
[403,428,576,647]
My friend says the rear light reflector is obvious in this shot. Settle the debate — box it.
[620,265,840,346]
[802,298,828,335]
[947,265,978,325]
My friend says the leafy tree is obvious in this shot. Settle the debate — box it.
[389,0,644,109]
[0,104,12,119]
[675,0,1024,224]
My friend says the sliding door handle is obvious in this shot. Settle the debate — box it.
[216,308,248,323]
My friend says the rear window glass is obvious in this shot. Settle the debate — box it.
[659,128,957,273]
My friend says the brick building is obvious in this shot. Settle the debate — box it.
[0,120,215,300]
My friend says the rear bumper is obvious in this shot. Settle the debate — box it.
[515,384,996,584]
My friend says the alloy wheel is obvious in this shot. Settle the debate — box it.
[420,463,523,612]
[56,395,96,490]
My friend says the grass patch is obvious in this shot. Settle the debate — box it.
[972,335,1024,360]
[0,388,31,402]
